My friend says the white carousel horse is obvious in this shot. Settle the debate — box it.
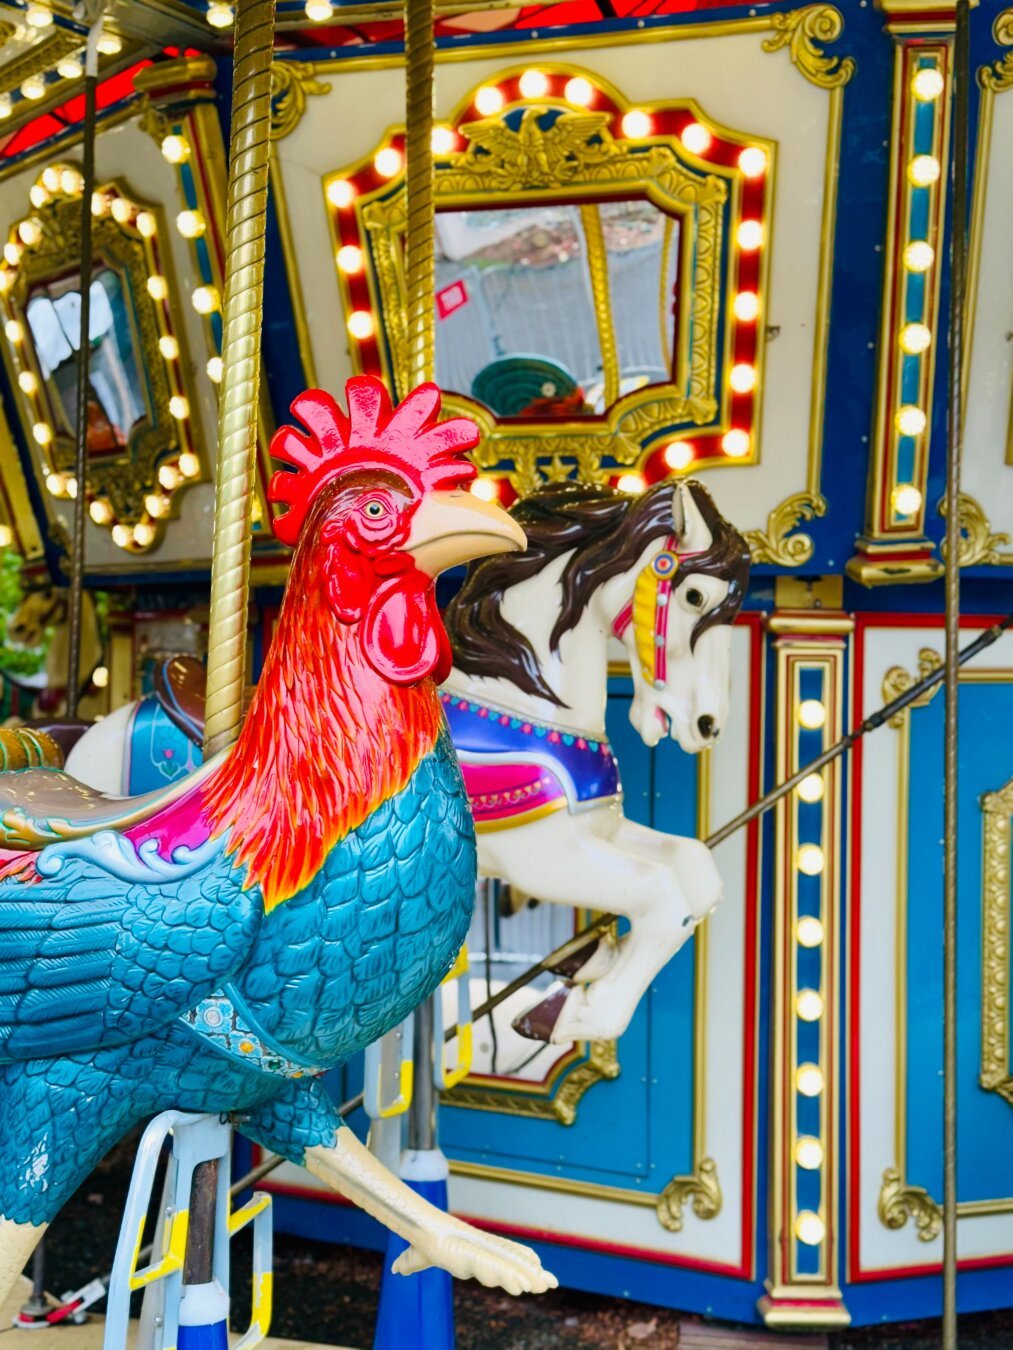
[65,477,749,1046]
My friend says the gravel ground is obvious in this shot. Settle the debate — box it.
[33,1135,1013,1350]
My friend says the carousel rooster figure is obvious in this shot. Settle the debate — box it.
[0,377,554,1301]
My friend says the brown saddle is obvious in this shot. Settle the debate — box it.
[154,655,254,746]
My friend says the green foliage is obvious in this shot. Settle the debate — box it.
[0,551,50,679]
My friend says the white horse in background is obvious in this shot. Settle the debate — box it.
[64,478,749,1045]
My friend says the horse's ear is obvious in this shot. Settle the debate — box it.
[671,482,686,540]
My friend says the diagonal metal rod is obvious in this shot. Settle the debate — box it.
[944,2,971,1343]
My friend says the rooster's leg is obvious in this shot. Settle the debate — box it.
[0,1216,46,1308]
[243,1079,556,1296]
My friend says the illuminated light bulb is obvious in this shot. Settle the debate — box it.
[29,185,49,210]
[158,335,179,361]
[892,483,923,516]
[908,154,940,188]
[3,242,21,266]
[179,451,200,479]
[18,219,41,247]
[157,457,182,485]
[111,197,132,224]
[0,96,12,120]
[0,271,11,294]
[797,843,825,877]
[474,85,504,116]
[664,440,694,472]
[161,134,191,165]
[91,192,109,217]
[681,121,712,155]
[66,475,78,499]
[60,168,83,196]
[621,109,651,139]
[207,1,234,26]
[797,915,824,948]
[736,219,764,251]
[17,371,37,395]
[518,69,549,99]
[470,477,499,503]
[912,67,944,102]
[305,0,334,17]
[617,472,647,494]
[176,209,205,239]
[895,404,926,437]
[564,76,593,107]
[57,56,84,80]
[133,521,155,548]
[730,363,757,394]
[96,32,122,55]
[20,75,46,101]
[0,525,10,548]
[796,1062,824,1097]
[798,699,826,730]
[373,146,403,179]
[796,773,825,804]
[206,355,223,383]
[135,210,156,238]
[32,422,51,446]
[899,322,932,355]
[903,240,934,273]
[738,145,768,179]
[795,1211,826,1246]
[326,178,355,209]
[25,5,53,28]
[795,1136,824,1170]
[146,275,168,301]
[92,665,109,688]
[145,492,170,517]
[168,395,190,420]
[89,498,112,525]
[734,291,760,322]
[4,320,22,342]
[336,244,363,275]
[111,523,131,548]
[45,472,65,497]
[722,428,750,459]
[431,125,456,155]
[191,285,220,314]
[796,988,824,1022]
[40,166,60,194]
[347,309,374,340]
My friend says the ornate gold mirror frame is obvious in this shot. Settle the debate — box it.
[325,65,774,494]
[0,164,204,553]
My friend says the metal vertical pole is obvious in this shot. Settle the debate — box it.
[943,2,970,1345]
[65,18,101,720]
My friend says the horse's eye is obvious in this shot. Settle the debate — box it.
[686,587,705,609]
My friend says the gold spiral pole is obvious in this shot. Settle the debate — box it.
[204,0,276,758]
[403,0,435,389]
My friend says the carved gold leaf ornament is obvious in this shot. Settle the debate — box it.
[655,1156,722,1232]
[939,492,1013,566]
[878,1167,943,1241]
[761,5,856,89]
[270,62,329,141]
[980,9,1013,92]
[744,492,827,565]
[881,647,943,726]
[980,778,1013,1105]
[444,1038,618,1125]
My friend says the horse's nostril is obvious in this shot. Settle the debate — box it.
[697,715,717,739]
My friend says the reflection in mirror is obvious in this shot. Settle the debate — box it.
[26,267,145,458]
[434,200,679,418]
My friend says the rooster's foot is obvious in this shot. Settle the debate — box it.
[393,1212,557,1295]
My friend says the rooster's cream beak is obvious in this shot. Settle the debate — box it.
[408,489,526,578]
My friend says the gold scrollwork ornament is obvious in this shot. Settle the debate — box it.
[655,1156,722,1232]
[762,5,857,89]
[878,1167,942,1242]
[270,62,329,141]
[881,647,943,726]
[744,492,827,566]
[980,10,1013,92]
[981,779,1013,1104]
[939,492,1013,566]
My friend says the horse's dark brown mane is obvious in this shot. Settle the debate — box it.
[444,478,750,706]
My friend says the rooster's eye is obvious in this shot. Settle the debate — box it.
[363,500,386,519]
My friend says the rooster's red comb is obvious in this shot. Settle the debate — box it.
[268,376,479,547]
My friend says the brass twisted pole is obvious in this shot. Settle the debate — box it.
[204,0,276,758]
[403,0,435,391]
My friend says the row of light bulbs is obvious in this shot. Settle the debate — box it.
[0,6,123,120]
[207,1,339,25]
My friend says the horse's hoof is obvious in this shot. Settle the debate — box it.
[545,937,600,979]
[512,988,569,1043]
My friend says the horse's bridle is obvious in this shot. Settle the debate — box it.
[611,536,701,691]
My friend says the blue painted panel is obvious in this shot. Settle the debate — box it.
[905,683,1013,1205]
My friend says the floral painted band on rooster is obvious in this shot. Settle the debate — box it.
[441,690,621,830]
